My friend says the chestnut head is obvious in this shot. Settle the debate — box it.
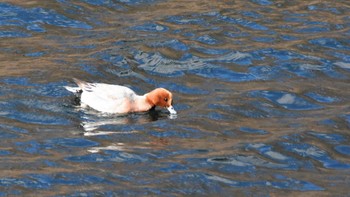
[146,88,176,114]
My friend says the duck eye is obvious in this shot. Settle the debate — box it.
[164,98,168,102]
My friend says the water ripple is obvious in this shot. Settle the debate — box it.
[131,22,168,33]
[307,131,346,144]
[239,127,268,135]
[218,14,269,31]
[249,90,323,111]
[148,39,189,51]
[1,0,350,196]
[280,142,350,169]
[66,151,148,163]
[0,2,91,37]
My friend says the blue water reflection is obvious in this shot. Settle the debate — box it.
[0,2,91,37]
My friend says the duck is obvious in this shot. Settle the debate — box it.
[65,78,177,115]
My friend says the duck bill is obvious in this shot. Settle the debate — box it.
[167,106,177,115]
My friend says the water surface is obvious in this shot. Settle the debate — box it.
[1,0,350,196]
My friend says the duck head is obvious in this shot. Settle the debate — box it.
[146,88,177,114]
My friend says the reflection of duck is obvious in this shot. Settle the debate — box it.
[87,136,170,153]
[87,138,169,153]
[65,78,176,114]
[80,110,164,133]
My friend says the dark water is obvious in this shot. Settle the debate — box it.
[1,0,350,196]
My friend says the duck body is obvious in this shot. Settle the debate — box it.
[65,78,176,114]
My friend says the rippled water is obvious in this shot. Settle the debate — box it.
[1,0,350,196]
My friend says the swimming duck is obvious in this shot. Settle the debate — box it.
[65,78,176,114]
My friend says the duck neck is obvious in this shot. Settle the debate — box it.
[133,94,154,112]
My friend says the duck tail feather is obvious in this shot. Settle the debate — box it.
[73,78,88,89]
